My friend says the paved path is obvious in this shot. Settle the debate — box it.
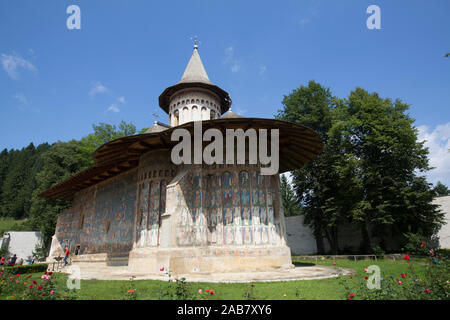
[58,264,354,282]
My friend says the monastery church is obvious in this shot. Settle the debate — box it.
[40,44,323,275]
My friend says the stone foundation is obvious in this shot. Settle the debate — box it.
[127,245,293,274]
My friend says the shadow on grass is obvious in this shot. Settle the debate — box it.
[293,261,316,267]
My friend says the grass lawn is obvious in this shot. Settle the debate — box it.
[5,258,426,300]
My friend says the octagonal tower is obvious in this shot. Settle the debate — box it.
[159,45,232,126]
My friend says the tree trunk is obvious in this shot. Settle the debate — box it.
[330,226,339,254]
[314,228,325,254]
[359,219,372,253]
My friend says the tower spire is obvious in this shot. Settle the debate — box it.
[179,40,211,84]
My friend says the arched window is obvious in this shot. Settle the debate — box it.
[174,110,179,126]
[182,106,189,123]
[210,110,216,120]
[201,107,207,120]
[192,105,198,121]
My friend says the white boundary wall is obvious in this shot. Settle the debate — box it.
[2,231,42,261]
[286,195,450,254]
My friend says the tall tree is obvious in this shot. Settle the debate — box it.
[277,82,444,254]
[433,181,450,197]
[28,140,91,245]
[276,81,347,253]
[280,174,301,217]
[341,88,443,252]
[79,121,138,166]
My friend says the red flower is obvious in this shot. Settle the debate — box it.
[44,271,47,275]
[364,276,368,280]
[41,293,45,296]
[401,273,405,278]
[404,254,410,260]
[205,289,210,293]
[37,285,42,290]
[32,280,37,284]
[48,272,53,275]
[347,298,352,300]
[28,285,33,289]
[27,275,32,278]
[210,290,214,295]
[349,293,355,298]
[16,274,20,277]
[159,267,164,271]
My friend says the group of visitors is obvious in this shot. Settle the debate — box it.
[0,254,35,266]
[0,254,17,266]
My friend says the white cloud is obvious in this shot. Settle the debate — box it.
[231,63,240,73]
[299,18,311,25]
[259,65,267,76]
[224,47,234,63]
[89,82,109,96]
[106,104,120,113]
[1,53,37,80]
[224,46,241,73]
[117,96,126,104]
[417,123,450,186]
[13,93,28,105]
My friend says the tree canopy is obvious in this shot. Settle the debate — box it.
[277,81,444,254]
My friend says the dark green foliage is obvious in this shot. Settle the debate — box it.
[28,140,92,245]
[277,81,444,254]
[0,143,50,219]
[433,181,450,197]
[3,263,48,274]
[32,241,49,262]
[280,174,301,216]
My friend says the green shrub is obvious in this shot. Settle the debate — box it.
[3,264,48,275]
[401,232,429,256]
[372,245,385,259]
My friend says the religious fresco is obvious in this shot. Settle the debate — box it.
[53,169,137,257]
[174,164,284,247]
[103,172,137,257]
[136,149,177,248]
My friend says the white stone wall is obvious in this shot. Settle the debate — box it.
[286,195,450,253]
[285,215,317,254]
[2,231,42,261]
[435,195,450,249]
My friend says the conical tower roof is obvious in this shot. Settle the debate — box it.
[159,45,232,115]
[179,46,212,84]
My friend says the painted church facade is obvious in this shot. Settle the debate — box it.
[41,45,323,275]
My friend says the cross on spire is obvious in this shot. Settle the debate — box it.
[190,35,200,49]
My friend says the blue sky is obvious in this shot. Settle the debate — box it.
[1,0,449,184]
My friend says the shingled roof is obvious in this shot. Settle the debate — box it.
[159,46,232,115]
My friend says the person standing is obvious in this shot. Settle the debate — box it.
[64,246,70,266]
[9,254,17,266]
